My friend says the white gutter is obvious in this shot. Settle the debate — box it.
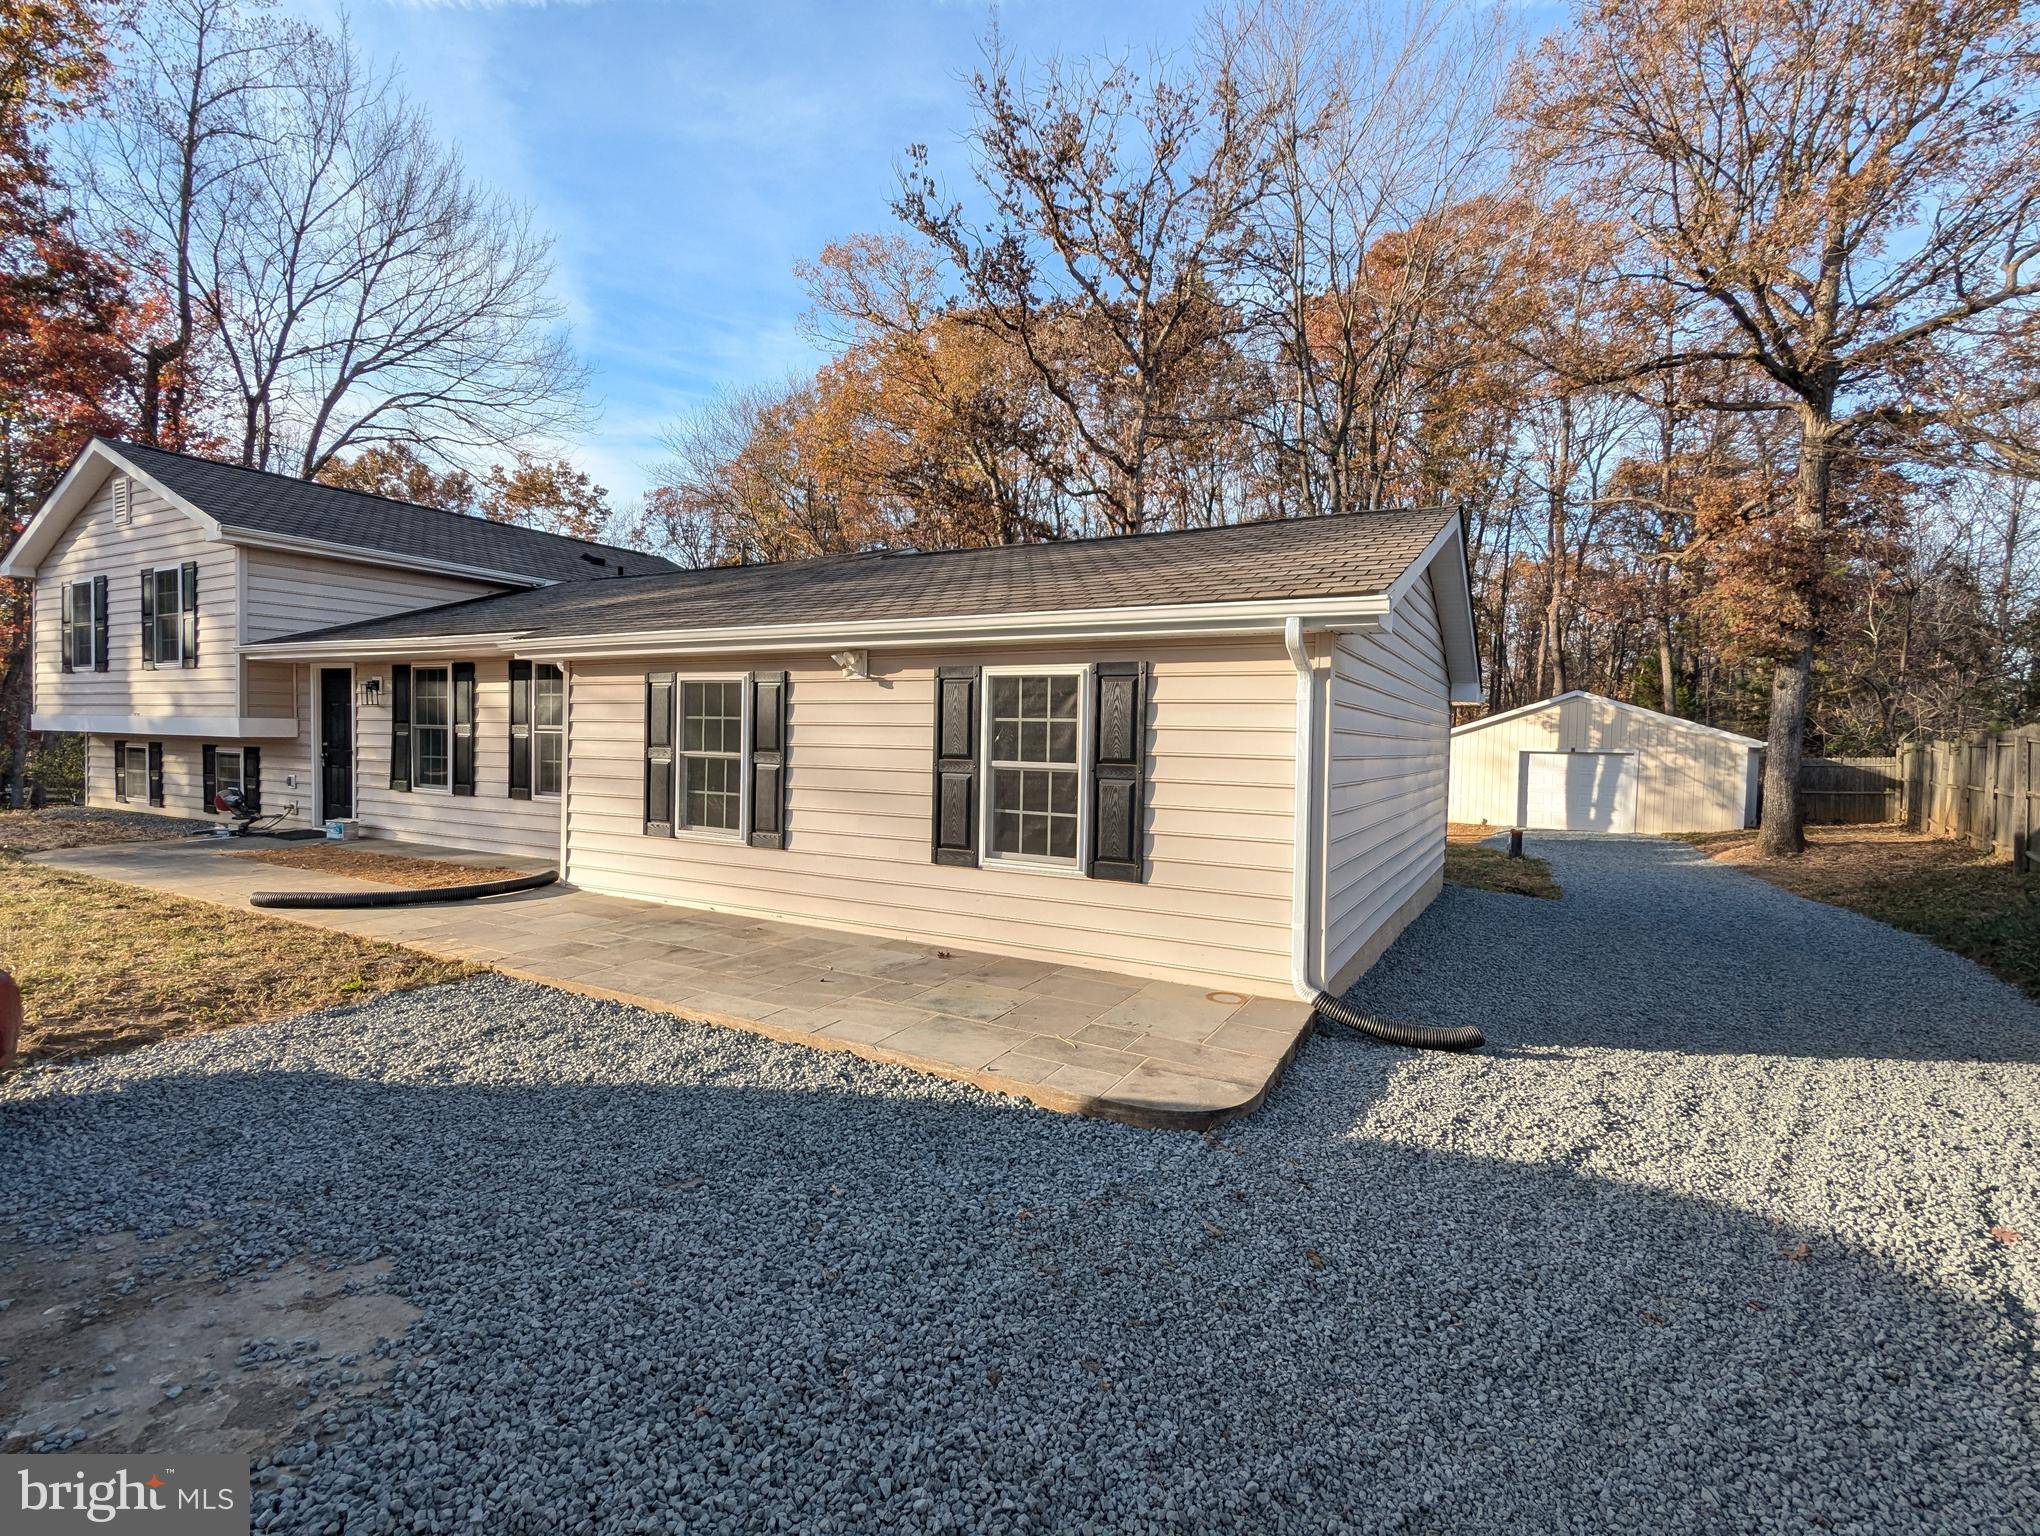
[1284,615,1319,1003]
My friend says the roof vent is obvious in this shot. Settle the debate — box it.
[111,476,131,526]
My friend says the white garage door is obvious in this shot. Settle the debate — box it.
[1520,751,1638,833]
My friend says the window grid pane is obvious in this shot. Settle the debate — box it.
[154,570,181,663]
[216,750,242,801]
[987,671,1081,861]
[70,583,93,667]
[680,680,742,831]
[535,733,563,797]
[413,669,450,788]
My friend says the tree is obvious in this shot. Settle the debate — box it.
[84,0,589,476]
[895,27,1277,533]
[1515,0,2040,853]
[0,0,140,807]
[480,456,611,543]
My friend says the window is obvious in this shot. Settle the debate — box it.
[680,679,743,833]
[213,748,243,810]
[121,744,147,803]
[152,567,183,664]
[984,669,1084,865]
[411,666,451,789]
[534,664,564,797]
[66,580,97,669]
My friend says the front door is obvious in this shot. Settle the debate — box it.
[319,668,354,820]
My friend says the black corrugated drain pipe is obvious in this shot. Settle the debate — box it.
[250,870,558,910]
[1312,991,1484,1052]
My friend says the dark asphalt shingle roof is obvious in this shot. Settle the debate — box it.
[247,505,1458,649]
[108,439,676,583]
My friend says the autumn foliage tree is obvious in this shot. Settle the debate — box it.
[1513,0,2040,851]
[0,0,145,806]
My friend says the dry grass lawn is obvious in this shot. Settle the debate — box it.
[1686,826,2039,1001]
[0,856,476,1068]
[0,806,210,856]
[1445,823,1563,899]
[232,843,534,889]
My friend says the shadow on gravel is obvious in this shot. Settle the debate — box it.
[1352,834,2040,1063]
[3,1014,2034,1534]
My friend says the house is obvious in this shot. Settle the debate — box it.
[1448,690,1764,835]
[6,438,1483,1002]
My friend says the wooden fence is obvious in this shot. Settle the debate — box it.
[1901,726,2040,873]
[1798,756,1904,825]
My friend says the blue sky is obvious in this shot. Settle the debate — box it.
[274,0,1210,509]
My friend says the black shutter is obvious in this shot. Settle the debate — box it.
[92,575,108,671]
[748,671,790,849]
[147,742,164,807]
[112,739,127,801]
[139,569,155,669]
[507,658,533,800]
[931,665,980,867]
[1090,661,1147,882]
[244,746,261,812]
[179,561,198,667]
[389,665,412,791]
[451,661,477,796]
[644,672,675,835]
[59,583,75,673]
[202,745,217,814]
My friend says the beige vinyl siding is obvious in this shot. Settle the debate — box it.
[240,549,504,642]
[348,658,561,859]
[248,666,318,826]
[1319,570,1450,985]
[83,733,285,820]
[564,640,1298,994]
[33,472,240,722]
[1448,693,1758,834]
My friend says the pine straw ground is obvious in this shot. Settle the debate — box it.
[1445,823,1563,899]
[231,844,534,889]
[1684,825,2040,1002]
[0,810,474,1069]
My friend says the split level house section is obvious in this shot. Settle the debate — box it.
[6,438,1483,1001]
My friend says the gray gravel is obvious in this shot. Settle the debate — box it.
[2,835,2036,1534]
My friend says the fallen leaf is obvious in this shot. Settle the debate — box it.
[936,950,952,959]
[1989,1226,2021,1245]
[1781,1242,1811,1261]
[1746,1301,1768,1312]
[1304,1248,1326,1270]
[1201,1219,1223,1236]
[984,1367,1001,1387]
[1640,1311,1666,1325]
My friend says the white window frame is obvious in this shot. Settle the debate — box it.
[150,566,185,666]
[66,578,98,669]
[533,663,566,800]
[213,746,245,810]
[979,662,1091,874]
[674,671,749,842]
[120,744,148,804]
[410,664,453,793]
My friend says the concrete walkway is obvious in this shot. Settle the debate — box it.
[32,837,1314,1129]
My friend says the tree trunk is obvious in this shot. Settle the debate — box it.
[1756,414,1833,857]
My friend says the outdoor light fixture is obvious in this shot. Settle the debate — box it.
[360,676,384,707]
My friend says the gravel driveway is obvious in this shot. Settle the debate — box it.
[2,836,2035,1534]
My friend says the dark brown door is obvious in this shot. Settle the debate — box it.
[320,669,354,820]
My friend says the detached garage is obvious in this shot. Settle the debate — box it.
[1449,691,1764,835]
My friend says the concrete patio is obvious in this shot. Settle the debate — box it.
[30,836,1315,1128]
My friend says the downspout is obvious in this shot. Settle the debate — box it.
[1285,616,1318,1002]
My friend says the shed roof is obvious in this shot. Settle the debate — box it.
[1451,690,1764,748]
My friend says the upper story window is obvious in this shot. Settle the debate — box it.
[983,668,1085,866]
[61,578,104,671]
[411,666,451,789]
[534,664,565,797]
[140,563,197,668]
